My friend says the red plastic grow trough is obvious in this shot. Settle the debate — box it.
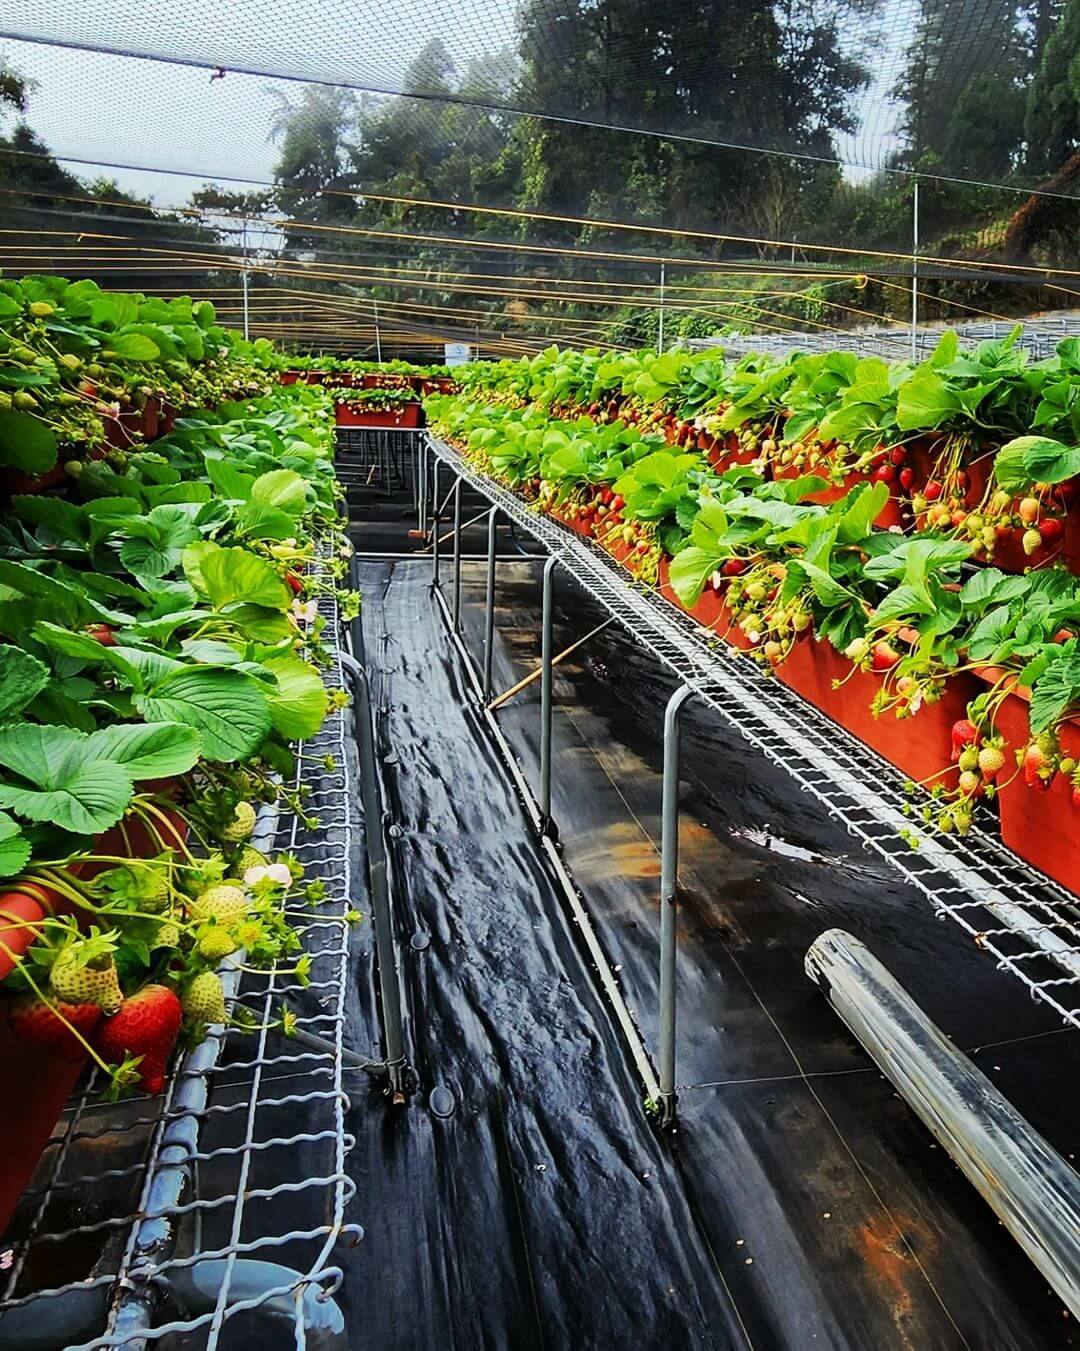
[334,402,422,428]
[974,668,1080,896]
[0,805,189,1234]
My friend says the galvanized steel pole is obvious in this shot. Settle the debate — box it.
[807,928,1080,1319]
[482,506,498,701]
[539,556,557,831]
[910,181,919,364]
[431,462,441,587]
[659,683,695,1125]
[452,477,463,631]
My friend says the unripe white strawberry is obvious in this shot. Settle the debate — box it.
[221,801,257,842]
[182,971,227,1024]
[977,745,1005,780]
[198,927,238,961]
[51,940,123,1015]
[189,884,247,926]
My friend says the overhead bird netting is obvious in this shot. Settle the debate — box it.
[0,0,1078,355]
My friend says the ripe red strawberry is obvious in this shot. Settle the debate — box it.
[1038,516,1064,542]
[285,572,304,595]
[923,480,943,502]
[86,624,117,647]
[1072,784,1080,811]
[721,559,747,577]
[870,640,900,671]
[889,447,907,466]
[950,719,979,760]
[8,994,101,1062]
[898,467,915,491]
[94,984,183,1095]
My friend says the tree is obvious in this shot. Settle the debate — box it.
[1025,0,1080,173]
[894,0,1027,177]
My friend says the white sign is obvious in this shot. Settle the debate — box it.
[444,342,473,366]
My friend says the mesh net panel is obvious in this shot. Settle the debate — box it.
[0,2,1077,354]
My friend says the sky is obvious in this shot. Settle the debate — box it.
[0,1,910,211]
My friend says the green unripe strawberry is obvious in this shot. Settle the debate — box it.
[13,390,38,410]
[59,352,81,369]
[51,939,123,1015]
[152,920,180,950]
[189,883,247,926]
[198,927,238,961]
[28,300,55,317]
[236,846,267,873]
[183,971,227,1025]
[221,800,257,842]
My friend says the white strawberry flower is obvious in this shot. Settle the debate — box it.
[243,862,293,888]
[291,598,318,625]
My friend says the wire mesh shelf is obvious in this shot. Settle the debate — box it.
[428,434,1080,1032]
[0,550,363,1349]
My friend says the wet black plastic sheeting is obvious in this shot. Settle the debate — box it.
[343,560,744,1350]
[435,554,1078,1348]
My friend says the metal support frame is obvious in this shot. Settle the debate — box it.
[452,477,463,630]
[911,181,920,363]
[658,685,695,1126]
[539,556,557,833]
[417,440,429,537]
[428,432,1080,1034]
[0,544,367,1350]
[807,928,1080,1319]
[482,506,498,702]
[431,461,441,587]
[341,623,411,1101]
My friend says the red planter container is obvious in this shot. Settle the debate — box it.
[0,803,190,1231]
[0,463,69,496]
[698,431,760,475]
[773,637,978,785]
[334,402,422,428]
[773,463,906,529]
[976,670,1080,895]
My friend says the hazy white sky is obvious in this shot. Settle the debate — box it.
[0,0,907,209]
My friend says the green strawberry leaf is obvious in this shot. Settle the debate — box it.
[0,410,58,474]
[0,724,134,834]
[0,644,50,719]
[261,654,329,740]
[136,667,272,762]
[88,722,201,779]
[0,811,31,878]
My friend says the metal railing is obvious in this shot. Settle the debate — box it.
[0,551,364,1349]
[425,435,1080,1101]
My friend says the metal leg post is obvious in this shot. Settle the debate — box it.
[452,478,463,632]
[431,461,441,588]
[659,683,695,1126]
[418,440,428,536]
[539,556,557,835]
[482,506,498,701]
[341,650,410,1100]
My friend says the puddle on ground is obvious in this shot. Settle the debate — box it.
[729,823,829,864]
